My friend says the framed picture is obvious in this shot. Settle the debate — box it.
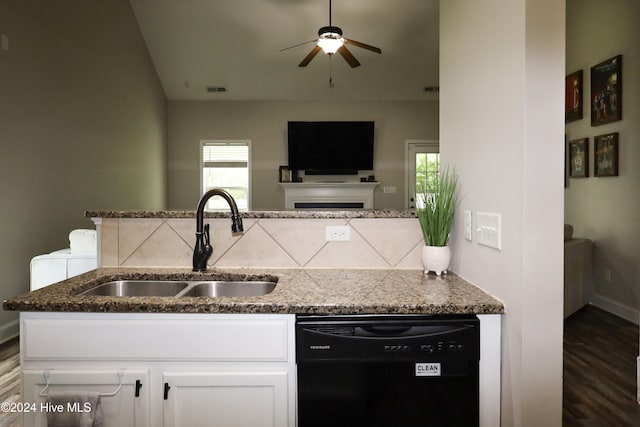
[565,70,583,123]
[568,138,589,178]
[279,165,291,183]
[591,55,622,126]
[594,133,619,177]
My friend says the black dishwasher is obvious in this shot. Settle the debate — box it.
[296,314,480,427]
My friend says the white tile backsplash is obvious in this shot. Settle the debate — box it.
[99,217,424,270]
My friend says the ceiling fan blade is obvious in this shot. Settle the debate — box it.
[299,45,322,67]
[280,39,317,52]
[344,38,382,54]
[337,45,361,68]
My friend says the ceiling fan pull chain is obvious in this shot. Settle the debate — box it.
[329,56,335,88]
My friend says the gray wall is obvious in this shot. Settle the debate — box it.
[0,0,167,333]
[565,0,640,320]
[168,100,438,210]
[441,0,565,425]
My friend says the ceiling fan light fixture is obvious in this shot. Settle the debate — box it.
[317,26,344,54]
[317,35,343,54]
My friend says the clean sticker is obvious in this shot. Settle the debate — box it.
[415,362,441,377]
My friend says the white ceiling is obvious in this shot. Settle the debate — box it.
[129,0,440,101]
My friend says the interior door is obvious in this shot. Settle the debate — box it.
[406,140,440,210]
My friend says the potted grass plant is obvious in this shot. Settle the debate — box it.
[417,166,458,275]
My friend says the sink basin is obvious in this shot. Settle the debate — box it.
[79,279,277,298]
[177,281,277,298]
[80,280,189,297]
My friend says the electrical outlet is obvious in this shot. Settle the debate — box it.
[325,225,351,241]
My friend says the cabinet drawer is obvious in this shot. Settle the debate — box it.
[22,313,293,362]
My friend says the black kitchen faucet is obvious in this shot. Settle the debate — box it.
[192,188,243,272]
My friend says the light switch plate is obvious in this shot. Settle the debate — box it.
[476,212,501,250]
[383,186,397,194]
[1,34,8,52]
[463,210,472,241]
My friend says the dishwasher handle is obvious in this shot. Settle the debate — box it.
[358,325,413,335]
[302,324,474,339]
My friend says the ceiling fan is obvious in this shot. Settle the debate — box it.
[281,0,382,68]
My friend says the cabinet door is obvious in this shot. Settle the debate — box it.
[22,369,150,427]
[163,371,289,427]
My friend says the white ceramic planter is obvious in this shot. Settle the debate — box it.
[421,245,451,275]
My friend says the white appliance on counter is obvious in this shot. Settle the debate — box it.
[30,229,97,291]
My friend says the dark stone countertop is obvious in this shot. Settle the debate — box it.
[84,210,417,219]
[3,268,504,315]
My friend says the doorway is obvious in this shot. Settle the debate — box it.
[405,140,439,211]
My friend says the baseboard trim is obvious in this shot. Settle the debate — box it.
[590,293,639,325]
[0,320,19,345]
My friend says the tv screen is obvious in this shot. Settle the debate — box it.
[287,121,374,174]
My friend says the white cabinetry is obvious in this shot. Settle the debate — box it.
[20,313,296,427]
[22,369,150,427]
[163,371,289,427]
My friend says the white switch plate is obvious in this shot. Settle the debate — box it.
[463,210,472,241]
[325,225,351,241]
[383,186,397,194]
[476,212,501,250]
[1,34,8,51]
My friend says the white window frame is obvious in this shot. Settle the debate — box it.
[200,140,252,211]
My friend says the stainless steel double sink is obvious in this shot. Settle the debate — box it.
[79,279,277,298]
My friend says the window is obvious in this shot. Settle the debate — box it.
[201,140,250,211]
[406,140,440,209]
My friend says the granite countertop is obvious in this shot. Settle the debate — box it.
[3,268,504,315]
[84,209,417,219]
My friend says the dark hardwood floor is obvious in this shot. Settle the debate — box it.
[0,306,637,426]
[564,305,640,426]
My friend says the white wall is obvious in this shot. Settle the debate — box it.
[0,0,167,335]
[167,100,438,210]
[565,0,640,322]
[441,1,565,426]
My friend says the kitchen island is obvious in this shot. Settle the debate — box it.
[5,209,504,427]
[4,268,502,427]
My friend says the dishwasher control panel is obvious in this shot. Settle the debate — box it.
[296,314,479,362]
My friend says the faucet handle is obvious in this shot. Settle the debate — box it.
[203,224,212,251]
[203,224,213,261]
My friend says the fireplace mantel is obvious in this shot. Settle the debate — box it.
[279,181,379,209]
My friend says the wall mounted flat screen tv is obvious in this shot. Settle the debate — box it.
[287,121,374,175]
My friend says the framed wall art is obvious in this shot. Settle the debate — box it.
[565,70,583,123]
[594,133,619,177]
[591,55,622,126]
[279,165,292,182]
[568,138,589,178]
